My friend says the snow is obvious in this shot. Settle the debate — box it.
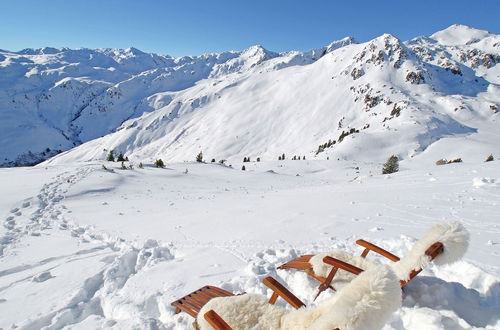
[1,157,499,329]
[0,23,499,329]
[1,25,499,167]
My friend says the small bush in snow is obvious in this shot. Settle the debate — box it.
[436,159,448,166]
[219,159,226,164]
[382,155,399,174]
[485,154,494,162]
[138,162,144,169]
[436,158,462,165]
[155,159,165,168]
[120,161,127,170]
[196,151,203,162]
[241,165,246,171]
[257,157,261,162]
[211,158,216,163]
[106,150,115,162]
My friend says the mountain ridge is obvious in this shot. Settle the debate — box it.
[1,25,498,167]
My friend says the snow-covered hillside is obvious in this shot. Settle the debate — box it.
[0,24,499,329]
[0,37,353,167]
[1,156,499,329]
[2,24,498,167]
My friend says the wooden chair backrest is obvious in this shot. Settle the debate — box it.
[400,241,444,286]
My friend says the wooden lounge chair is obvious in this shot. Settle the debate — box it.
[172,276,305,327]
[197,262,401,330]
[278,220,468,298]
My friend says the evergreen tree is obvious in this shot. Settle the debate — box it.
[138,162,144,169]
[282,153,285,160]
[211,158,216,163]
[155,159,165,168]
[107,150,115,162]
[117,152,125,162]
[196,151,203,162]
[242,165,246,171]
[382,155,399,174]
[485,154,494,162]
[257,157,261,162]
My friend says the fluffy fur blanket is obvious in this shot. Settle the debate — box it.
[309,220,469,281]
[197,265,401,330]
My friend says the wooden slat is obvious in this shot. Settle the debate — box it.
[305,269,327,283]
[171,285,235,318]
[356,239,400,262]
[174,300,198,318]
[277,255,314,270]
[207,286,234,297]
[322,256,364,275]
[204,310,233,330]
[262,276,305,309]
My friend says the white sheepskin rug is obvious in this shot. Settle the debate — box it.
[391,220,469,281]
[310,220,469,282]
[197,293,285,329]
[196,265,401,330]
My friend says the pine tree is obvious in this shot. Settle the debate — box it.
[196,151,203,162]
[282,153,285,160]
[117,152,125,162]
[241,165,246,171]
[485,154,494,162]
[155,159,165,168]
[138,162,144,169]
[382,155,399,174]
[211,158,216,163]
[303,156,305,160]
[257,157,261,162]
[107,150,115,162]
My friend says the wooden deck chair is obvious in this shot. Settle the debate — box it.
[171,276,305,327]
[198,261,402,330]
[278,220,468,298]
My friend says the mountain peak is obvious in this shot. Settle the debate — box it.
[430,24,492,46]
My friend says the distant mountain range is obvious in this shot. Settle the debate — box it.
[1,24,498,167]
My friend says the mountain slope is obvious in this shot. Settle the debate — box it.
[46,25,499,166]
[1,25,499,167]
[0,39,356,166]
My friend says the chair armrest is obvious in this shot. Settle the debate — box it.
[356,239,400,262]
[426,242,444,259]
[323,256,364,275]
[262,276,305,309]
[204,310,233,330]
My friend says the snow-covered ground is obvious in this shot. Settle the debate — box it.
[1,156,499,329]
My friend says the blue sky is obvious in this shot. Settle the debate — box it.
[1,0,498,56]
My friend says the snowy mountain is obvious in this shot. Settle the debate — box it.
[1,25,499,167]
[1,24,500,330]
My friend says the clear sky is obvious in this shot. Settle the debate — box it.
[1,0,498,57]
